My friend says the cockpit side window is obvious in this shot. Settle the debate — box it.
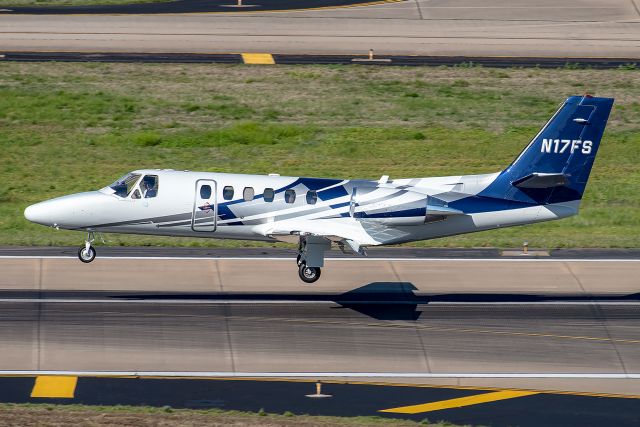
[109,173,141,198]
[141,175,159,198]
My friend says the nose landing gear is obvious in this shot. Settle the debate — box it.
[77,231,97,263]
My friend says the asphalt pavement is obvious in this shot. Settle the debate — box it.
[1,252,639,425]
[1,376,639,427]
[2,0,638,57]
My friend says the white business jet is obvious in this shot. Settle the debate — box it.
[24,96,613,282]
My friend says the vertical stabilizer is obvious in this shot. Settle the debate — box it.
[480,95,614,205]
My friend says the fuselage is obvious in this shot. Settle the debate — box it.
[23,168,578,247]
[21,95,613,282]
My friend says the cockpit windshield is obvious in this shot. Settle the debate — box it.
[109,173,141,198]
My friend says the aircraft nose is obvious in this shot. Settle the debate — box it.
[24,202,49,225]
[24,192,106,228]
[24,195,81,227]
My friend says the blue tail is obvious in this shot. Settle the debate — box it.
[480,95,614,205]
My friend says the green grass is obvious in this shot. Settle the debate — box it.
[0,403,467,426]
[0,62,638,248]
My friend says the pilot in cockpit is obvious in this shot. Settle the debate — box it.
[142,176,157,198]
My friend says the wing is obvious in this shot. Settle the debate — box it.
[253,220,373,255]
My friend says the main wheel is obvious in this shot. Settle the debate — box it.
[298,263,321,283]
[78,246,96,263]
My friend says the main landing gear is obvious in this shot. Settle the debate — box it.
[298,258,321,283]
[296,236,330,283]
[78,231,96,263]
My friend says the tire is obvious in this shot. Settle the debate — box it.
[78,246,96,263]
[298,263,321,283]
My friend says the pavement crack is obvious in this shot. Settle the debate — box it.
[215,259,236,372]
[563,261,587,294]
[415,325,432,373]
[214,259,224,293]
[387,260,431,371]
[36,258,43,371]
[590,304,629,375]
[631,0,640,18]
[415,0,425,20]
[223,304,237,374]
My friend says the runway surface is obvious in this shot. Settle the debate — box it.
[1,252,640,398]
[0,0,638,57]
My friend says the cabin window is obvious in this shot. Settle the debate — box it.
[306,190,317,205]
[223,186,234,200]
[200,184,212,199]
[285,189,296,204]
[243,187,255,201]
[142,175,159,198]
[263,188,274,202]
[109,173,141,198]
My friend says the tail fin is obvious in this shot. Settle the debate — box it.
[481,95,614,205]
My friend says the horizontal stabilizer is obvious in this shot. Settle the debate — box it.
[512,173,569,189]
[426,195,464,216]
[426,204,464,216]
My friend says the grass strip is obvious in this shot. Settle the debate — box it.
[0,403,468,426]
[0,62,638,248]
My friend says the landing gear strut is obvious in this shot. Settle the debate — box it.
[78,231,96,263]
[295,235,330,283]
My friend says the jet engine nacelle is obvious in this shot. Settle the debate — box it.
[349,187,428,226]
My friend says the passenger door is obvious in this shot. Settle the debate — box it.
[192,179,217,232]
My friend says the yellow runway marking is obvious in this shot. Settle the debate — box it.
[31,376,78,398]
[380,390,539,414]
[241,53,275,64]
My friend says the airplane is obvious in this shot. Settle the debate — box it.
[24,95,613,283]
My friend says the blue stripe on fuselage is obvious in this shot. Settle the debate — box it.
[215,177,348,225]
[447,195,537,214]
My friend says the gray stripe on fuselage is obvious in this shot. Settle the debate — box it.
[91,212,192,229]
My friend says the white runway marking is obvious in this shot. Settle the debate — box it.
[0,370,638,379]
[0,255,639,262]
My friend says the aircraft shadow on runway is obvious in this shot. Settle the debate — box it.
[0,0,386,15]
[104,282,640,321]
[3,284,640,321]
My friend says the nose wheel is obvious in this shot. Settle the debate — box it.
[298,263,321,283]
[78,245,96,263]
[78,231,97,263]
